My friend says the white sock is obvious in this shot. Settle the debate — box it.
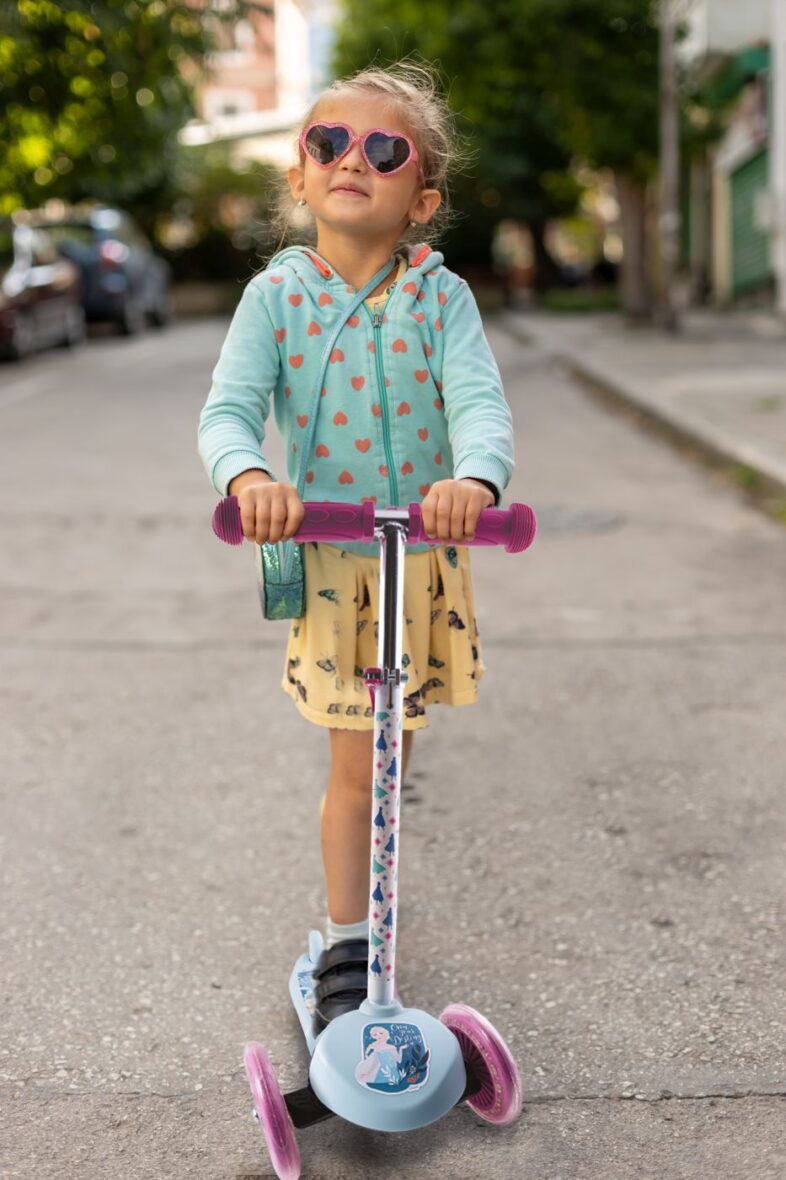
[325,916,369,949]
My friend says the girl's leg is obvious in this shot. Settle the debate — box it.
[322,727,414,925]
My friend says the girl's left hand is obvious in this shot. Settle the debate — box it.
[421,478,495,542]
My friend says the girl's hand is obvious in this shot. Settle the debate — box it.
[228,469,305,544]
[420,478,495,542]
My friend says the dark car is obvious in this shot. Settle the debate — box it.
[35,206,172,335]
[0,219,85,360]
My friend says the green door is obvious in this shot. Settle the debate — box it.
[730,150,771,296]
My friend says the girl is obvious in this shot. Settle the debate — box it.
[198,62,514,1034]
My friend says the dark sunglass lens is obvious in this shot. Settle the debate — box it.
[365,131,411,174]
[305,124,349,164]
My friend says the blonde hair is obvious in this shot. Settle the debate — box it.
[266,59,471,257]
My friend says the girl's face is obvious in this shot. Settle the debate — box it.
[288,93,441,244]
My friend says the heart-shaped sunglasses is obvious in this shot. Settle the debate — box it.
[299,121,422,179]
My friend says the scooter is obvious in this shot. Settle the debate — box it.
[212,496,537,1179]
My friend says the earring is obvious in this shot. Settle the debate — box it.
[409,220,417,228]
[298,199,306,207]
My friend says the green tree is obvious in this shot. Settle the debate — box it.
[332,0,581,288]
[525,0,662,316]
[334,0,673,316]
[157,142,280,281]
[0,0,269,216]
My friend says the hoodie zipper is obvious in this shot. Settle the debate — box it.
[364,299,400,505]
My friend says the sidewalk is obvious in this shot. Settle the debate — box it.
[499,306,786,504]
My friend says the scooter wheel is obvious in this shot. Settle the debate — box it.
[243,1042,301,1180]
[439,1003,522,1125]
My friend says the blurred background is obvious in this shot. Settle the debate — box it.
[1,0,785,348]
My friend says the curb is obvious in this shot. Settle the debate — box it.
[497,312,786,505]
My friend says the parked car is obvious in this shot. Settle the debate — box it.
[0,219,85,360]
[33,206,172,335]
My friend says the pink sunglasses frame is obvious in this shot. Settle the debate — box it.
[299,121,422,181]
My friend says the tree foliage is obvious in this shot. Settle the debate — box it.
[0,0,268,215]
[335,0,664,180]
[159,142,280,281]
[526,0,661,183]
[333,0,582,263]
[333,0,665,277]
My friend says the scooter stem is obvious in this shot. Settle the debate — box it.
[364,519,408,1006]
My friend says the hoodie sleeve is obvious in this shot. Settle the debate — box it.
[439,280,514,500]
[197,279,280,495]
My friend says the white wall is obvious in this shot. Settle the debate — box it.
[682,0,770,58]
[306,0,340,99]
[275,0,311,114]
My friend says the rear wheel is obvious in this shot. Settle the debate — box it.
[439,1003,522,1124]
[148,286,172,328]
[117,295,145,336]
[7,313,35,361]
[60,304,86,348]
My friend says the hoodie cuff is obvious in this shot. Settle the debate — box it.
[462,477,500,506]
[453,454,509,504]
[212,450,276,497]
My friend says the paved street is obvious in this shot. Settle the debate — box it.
[1,318,784,1179]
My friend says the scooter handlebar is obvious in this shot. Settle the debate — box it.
[212,496,536,553]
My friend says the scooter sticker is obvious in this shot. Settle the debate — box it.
[296,969,316,1016]
[354,1022,430,1094]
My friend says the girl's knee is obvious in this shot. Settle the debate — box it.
[328,729,373,794]
[327,727,414,794]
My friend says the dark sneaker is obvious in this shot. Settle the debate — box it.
[311,938,369,1038]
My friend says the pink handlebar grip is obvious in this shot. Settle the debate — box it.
[212,497,536,552]
[212,496,376,546]
[291,500,376,543]
[407,502,536,553]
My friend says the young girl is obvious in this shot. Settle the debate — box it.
[198,62,514,1033]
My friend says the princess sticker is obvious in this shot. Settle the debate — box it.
[297,969,316,1017]
[354,1022,430,1094]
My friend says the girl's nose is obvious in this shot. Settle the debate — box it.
[340,141,366,171]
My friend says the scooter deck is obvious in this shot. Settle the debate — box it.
[288,929,405,1057]
[288,930,324,1056]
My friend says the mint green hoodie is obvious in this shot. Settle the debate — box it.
[198,242,515,554]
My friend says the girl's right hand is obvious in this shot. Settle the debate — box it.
[227,469,305,544]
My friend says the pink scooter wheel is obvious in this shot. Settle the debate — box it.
[243,1042,301,1180]
[439,1003,522,1125]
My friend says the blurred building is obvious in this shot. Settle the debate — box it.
[197,1,276,122]
[682,0,785,312]
[181,0,338,167]
[682,0,770,60]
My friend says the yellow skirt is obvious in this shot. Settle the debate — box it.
[281,541,485,730]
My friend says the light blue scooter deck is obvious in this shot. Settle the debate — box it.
[288,929,406,1058]
[287,931,466,1130]
[288,930,324,1056]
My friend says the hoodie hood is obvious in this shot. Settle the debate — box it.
[265,242,444,298]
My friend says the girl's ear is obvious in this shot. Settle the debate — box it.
[288,165,305,203]
[409,188,441,226]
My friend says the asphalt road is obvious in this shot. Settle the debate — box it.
[1,317,784,1179]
